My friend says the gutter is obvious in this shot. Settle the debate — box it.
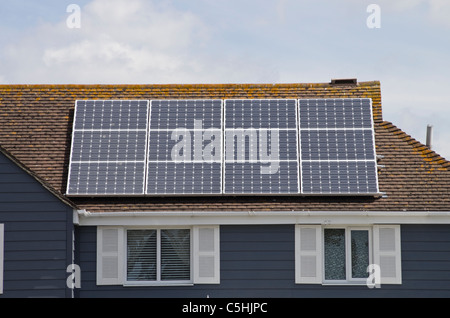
[76,210,450,226]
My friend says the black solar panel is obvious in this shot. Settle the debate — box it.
[223,99,300,194]
[298,99,378,195]
[146,100,223,195]
[67,100,148,195]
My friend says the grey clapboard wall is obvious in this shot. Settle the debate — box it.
[75,223,450,298]
[0,151,73,298]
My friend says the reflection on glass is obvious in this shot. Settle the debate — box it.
[351,230,369,278]
[324,229,346,280]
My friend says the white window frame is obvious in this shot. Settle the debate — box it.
[0,224,3,294]
[124,227,193,286]
[322,226,372,285]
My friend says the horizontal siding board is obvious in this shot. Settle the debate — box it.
[3,221,67,231]
[0,202,70,212]
[5,250,67,261]
[0,193,61,202]
[5,230,67,241]
[6,240,67,251]
[0,212,67,222]
[403,260,450,271]
[0,183,56,193]
[4,260,68,271]
[221,250,292,261]
[5,270,67,281]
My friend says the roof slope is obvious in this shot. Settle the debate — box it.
[0,81,449,212]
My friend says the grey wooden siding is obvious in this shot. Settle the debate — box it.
[0,152,73,298]
[75,223,450,298]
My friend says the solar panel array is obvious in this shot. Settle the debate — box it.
[67,98,379,196]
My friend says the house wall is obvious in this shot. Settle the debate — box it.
[0,152,74,298]
[75,223,450,298]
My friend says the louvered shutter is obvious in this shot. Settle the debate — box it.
[97,227,124,285]
[373,225,402,284]
[295,225,322,284]
[193,226,220,284]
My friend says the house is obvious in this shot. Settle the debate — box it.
[0,80,449,298]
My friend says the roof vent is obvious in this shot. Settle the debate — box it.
[330,78,357,85]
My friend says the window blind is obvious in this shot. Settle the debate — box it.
[127,230,157,281]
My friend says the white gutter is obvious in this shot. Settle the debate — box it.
[77,210,450,226]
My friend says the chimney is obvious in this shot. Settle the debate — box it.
[330,78,357,85]
[426,124,433,149]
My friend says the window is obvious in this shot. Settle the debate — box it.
[295,225,401,285]
[323,227,371,283]
[97,226,220,286]
[126,229,191,284]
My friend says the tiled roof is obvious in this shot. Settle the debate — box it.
[0,81,449,212]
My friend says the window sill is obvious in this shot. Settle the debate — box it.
[322,281,368,286]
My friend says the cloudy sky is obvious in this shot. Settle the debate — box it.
[0,0,449,159]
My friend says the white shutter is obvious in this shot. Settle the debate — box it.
[295,225,322,284]
[0,224,4,294]
[193,226,220,284]
[373,225,402,284]
[97,227,124,285]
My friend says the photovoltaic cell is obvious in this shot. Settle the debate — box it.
[146,100,223,195]
[67,100,149,195]
[298,98,378,195]
[224,99,299,194]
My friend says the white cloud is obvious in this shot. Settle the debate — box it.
[1,0,211,84]
[428,0,450,28]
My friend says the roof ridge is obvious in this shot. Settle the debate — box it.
[0,81,381,89]
[379,121,450,170]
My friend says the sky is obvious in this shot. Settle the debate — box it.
[0,0,449,159]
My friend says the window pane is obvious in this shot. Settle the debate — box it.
[127,230,157,281]
[324,229,346,280]
[351,230,369,278]
[161,229,191,281]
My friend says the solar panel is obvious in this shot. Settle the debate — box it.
[146,100,223,195]
[298,98,378,195]
[223,99,300,194]
[67,100,149,195]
